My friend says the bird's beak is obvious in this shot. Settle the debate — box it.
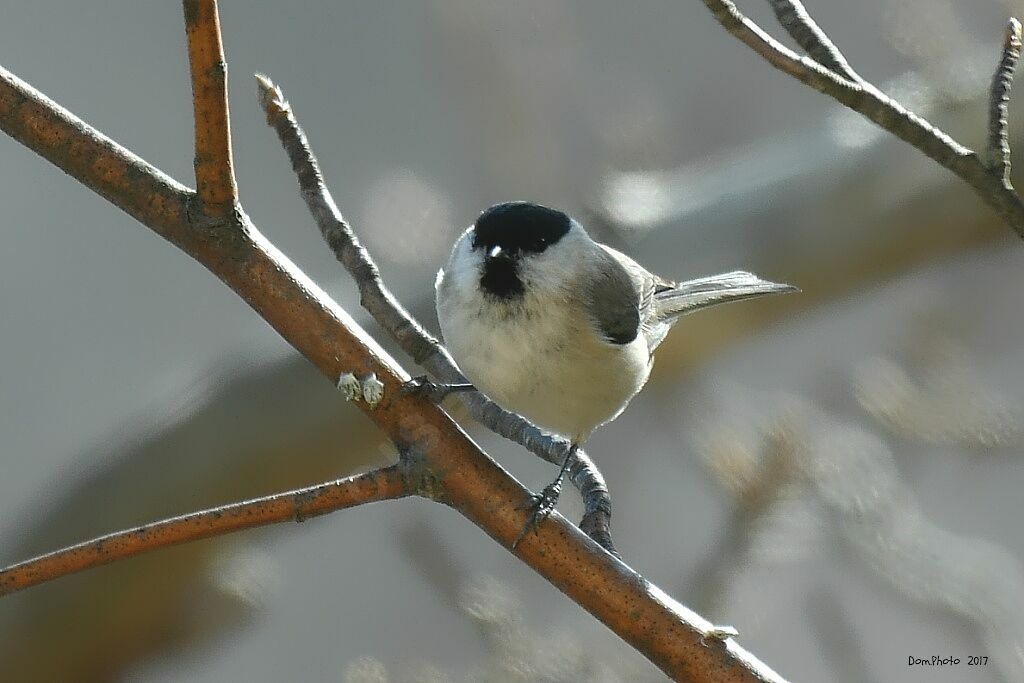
[488,245,503,259]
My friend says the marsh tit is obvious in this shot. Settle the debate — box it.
[431,201,796,530]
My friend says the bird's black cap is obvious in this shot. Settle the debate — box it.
[472,202,571,255]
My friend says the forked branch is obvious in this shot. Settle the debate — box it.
[700,0,1024,237]
[765,0,857,80]
[0,2,787,680]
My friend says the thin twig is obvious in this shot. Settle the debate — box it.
[765,0,858,81]
[0,467,409,597]
[700,0,1024,237]
[0,5,789,680]
[988,18,1023,187]
[183,0,238,217]
[255,75,616,553]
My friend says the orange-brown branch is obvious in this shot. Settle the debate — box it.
[184,0,237,217]
[0,467,408,597]
[0,65,191,236]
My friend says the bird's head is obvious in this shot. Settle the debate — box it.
[468,201,579,300]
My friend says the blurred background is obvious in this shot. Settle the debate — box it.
[3,1,1024,681]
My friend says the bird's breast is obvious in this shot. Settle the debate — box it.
[438,291,651,440]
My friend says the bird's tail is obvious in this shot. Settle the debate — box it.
[653,271,797,322]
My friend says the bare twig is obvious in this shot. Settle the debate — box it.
[0,4,788,680]
[255,75,615,553]
[700,0,1024,237]
[765,0,857,81]
[988,18,1023,187]
[0,467,409,596]
[183,0,238,217]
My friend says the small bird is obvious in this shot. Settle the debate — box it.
[431,201,796,536]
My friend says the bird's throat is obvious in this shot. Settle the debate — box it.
[480,256,525,299]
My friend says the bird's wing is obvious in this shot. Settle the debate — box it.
[594,250,797,352]
[583,245,667,346]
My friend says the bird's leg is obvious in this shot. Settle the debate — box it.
[399,375,475,403]
[513,442,578,548]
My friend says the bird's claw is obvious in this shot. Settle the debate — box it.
[399,375,474,403]
[512,479,563,549]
